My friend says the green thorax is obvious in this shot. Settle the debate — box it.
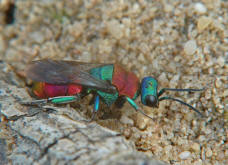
[89,64,140,106]
[89,64,118,106]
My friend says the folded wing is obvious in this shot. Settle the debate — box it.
[25,59,117,93]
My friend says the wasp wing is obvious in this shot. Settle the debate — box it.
[25,59,117,93]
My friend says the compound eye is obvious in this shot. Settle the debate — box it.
[145,95,158,107]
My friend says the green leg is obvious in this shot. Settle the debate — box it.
[20,95,80,106]
[85,95,100,122]
[126,97,154,120]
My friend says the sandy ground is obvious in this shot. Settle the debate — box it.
[0,0,227,164]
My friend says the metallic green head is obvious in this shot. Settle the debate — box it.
[141,76,159,107]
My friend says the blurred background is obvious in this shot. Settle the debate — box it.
[0,0,227,164]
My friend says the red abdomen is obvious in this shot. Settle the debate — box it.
[32,82,83,98]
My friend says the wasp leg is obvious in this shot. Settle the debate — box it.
[19,99,47,106]
[126,97,154,120]
[20,95,81,106]
[49,95,80,104]
[84,95,100,122]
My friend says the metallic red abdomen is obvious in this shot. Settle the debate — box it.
[32,82,82,98]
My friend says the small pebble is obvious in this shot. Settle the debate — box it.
[30,31,45,44]
[179,151,191,160]
[0,89,7,96]
[217,151,225,160]
[107,20,124,40]
[194,3,207,14]
[158,72,169,86]
[193,159,203,165]
[206,148,213,157]
[223,90,228,97]
[213,97,221,106]
[164,4,173,13]
[215,78,222,88]
[120,115,134,126]
[0,35,6,52]
[191,143,201,152]
[69,22,84,38]
[132,3,140,14]
[217,56,225,67]
[198,135,206,142]
[136,113,149,130]
[123,128,131,139]
[184,40,197,55]
[197,16,213,32]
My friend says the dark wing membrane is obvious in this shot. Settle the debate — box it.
[25,59,117,93]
